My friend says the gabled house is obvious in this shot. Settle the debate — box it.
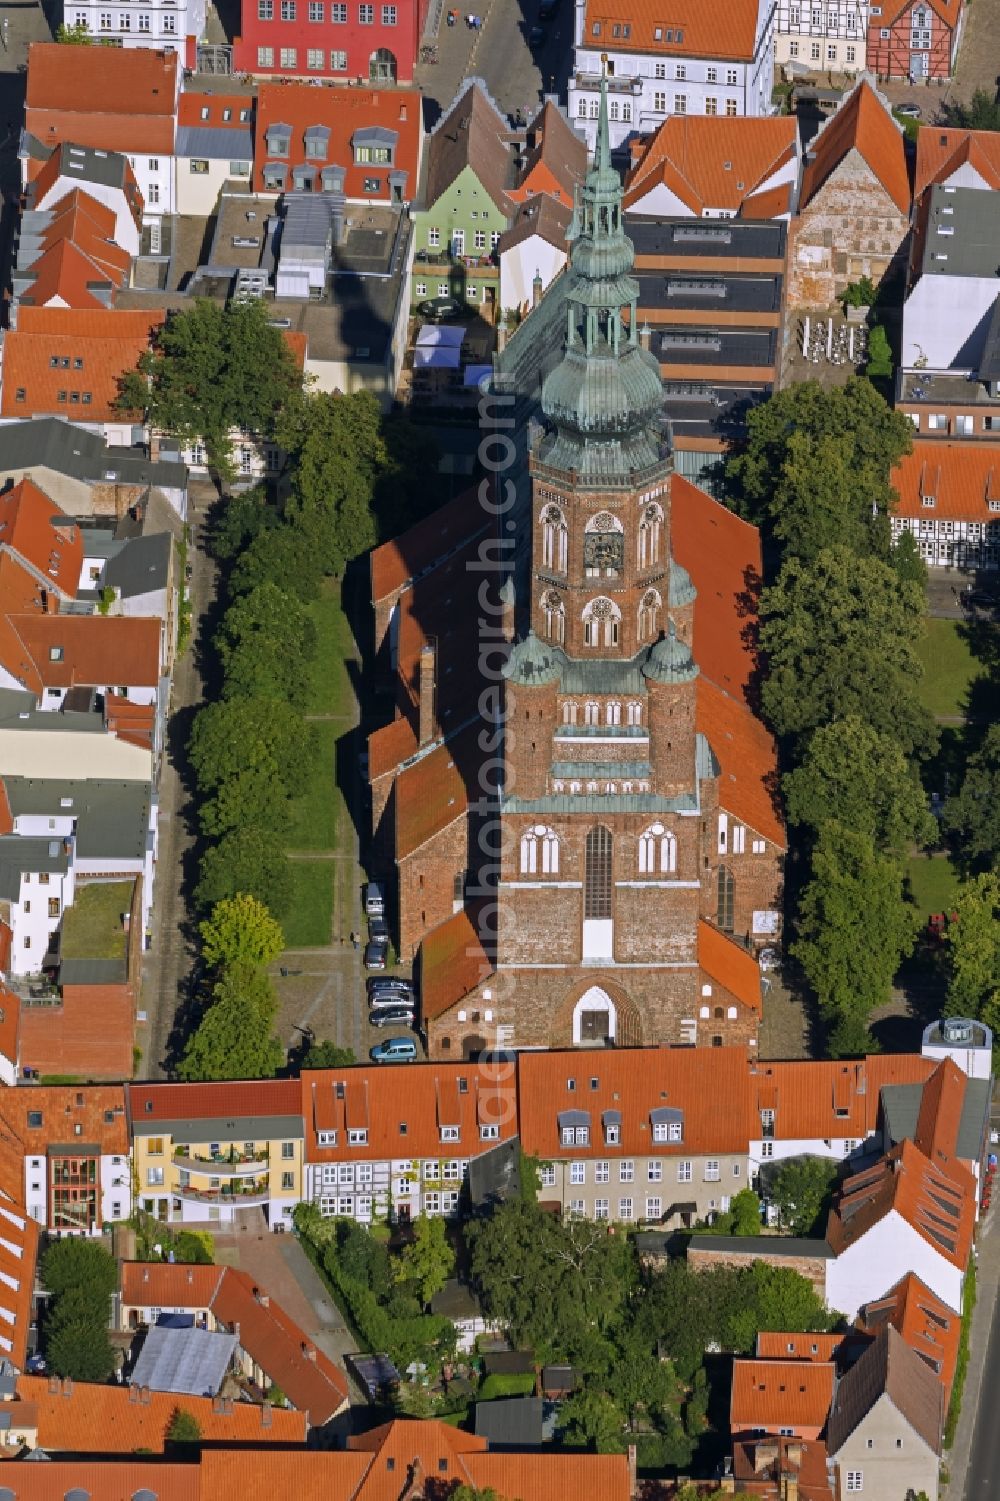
[826,1325,944,1501]
[174,92,254,216]
[866,0,964,82]
[412,81,516,320]
[0,417,189,524]
[509,101,588,210]
[623,116,800,219]
[914,126,1000,200]
[1,1084,130,1234]
[730,1358,835,1441]
[499,102,588,318]
[22,44,181,222]
[825,1138,974,1319]
[858,1272,961,1405]
[25,141,144,260]
[788,76,911,309]
[253,81,421,204]
[11,191,133,317]
[889,440,1000,567]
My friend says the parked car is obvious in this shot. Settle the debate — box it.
[963,589,996,610]
[364,939,388,970]
[369,915,389,942]
[528,23,546,46]
[364,881,385,918]
[367,977,415,1000]
[370,1036,418,1063]
[418,297,461,320]
[369,1006,415,1029]
[369,988,415,1011]
[539,0,559,16]
[895,103,921,118]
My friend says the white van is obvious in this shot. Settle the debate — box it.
[365,881,385,918]
[369,987,415,1011]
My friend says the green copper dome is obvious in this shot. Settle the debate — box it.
[668,556,697,608]
[538,77,667,481]
[503,629,563,685]
[643,622,699,685]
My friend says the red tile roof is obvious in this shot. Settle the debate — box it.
[370,487,488,605]
[13,1374,307,1451]
[0,983,20,1075]
[25,43,179,157]
[696,679,784,848]
[4,614,161,693]
[860,1272,961,1401]
[875,0,959,29]
[1,306,167,422]
[395,721,480,860]
[518,1045,754,1160]
[828,1138,975,1268]
[0,1461,199,1501]
[178,92,254,129]
[20,983,134,1080]
[914,1057,970,1168]
[0,1198,40,1371]
[18,191,132,311]
[799,80,911,218]
[253,83,421,201]
[731,1436,834,1501]
[731,1358,835,1435]
[0,1084,128,1156]
[0,553,54,697]
[121,1261,227,1309]
[368,712,419,784]
[914,126,1000,199]
[508,101,588,207]
[199,1451,370,1501]
[892,440,1000,521]
[129,1078,303,1124]
[582,0,764,60]
[105,693,157,753]
[625,117,798,216]
[419,908,492,1022]
[749,1055,934,1143]
[756,1332,849,1362]
[0,478,83,598]
[698,919,762,1013]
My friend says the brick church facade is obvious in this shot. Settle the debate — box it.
[368,84,785,1060]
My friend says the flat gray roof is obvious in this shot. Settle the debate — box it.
[103,533,171,599]
[132,1114,304,1142]
[0,835,70,898]
[0,417,187,491]
[688,1233,834,1258]
[5,777,151,863]
[918,183,1000,280]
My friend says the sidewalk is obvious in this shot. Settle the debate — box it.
[943,1140,1000,1501]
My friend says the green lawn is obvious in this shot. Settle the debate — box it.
[285,721,338,850]
[281,862,335,947]
[304,578,355,717]
[61,879,134,960]
[917,618,981,719]
[906,852,961,920]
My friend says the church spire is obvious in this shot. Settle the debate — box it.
[595,68,612,176]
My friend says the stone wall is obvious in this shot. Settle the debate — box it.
[787,150,909,310]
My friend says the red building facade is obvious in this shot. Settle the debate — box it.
[234,0,427,84]
[866,0,962,81]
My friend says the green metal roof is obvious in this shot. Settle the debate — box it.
[551,761,651,779]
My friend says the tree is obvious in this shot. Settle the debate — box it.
[557,1388,628,1452]
[783,717,936,856]
[793,823,920,1055]
[282,391,386,574]
[945,874,1000,1017]
[396,1216,456,1308]
[943,88,1000,132]
[728,1188,763,1236]
[56,22,93,42]
[302,1040,357,1068]
[766,1156,840,1236]
[727,379,913,558]
[759,546,935,758]
[46,1304,116,1382]
[42,1238,117,1302]
[866,324,893,379]
[891,530,928,590]
[167,1408,203,1445]
[189,697,317,803]
[173,1230,214,1264]
[198,763,292,839]
[199,894,284,972]
[373,417,443,538]
[217,582,317,706]
[178,964,284,1081]
[194,826,294,916]
[943,726,1000,871]
[228,524,324,604]
[117,300,301,480]
[209,485,278,563]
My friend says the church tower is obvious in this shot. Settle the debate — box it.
[496,82,712,1050]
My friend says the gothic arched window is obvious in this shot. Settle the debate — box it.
[637,588,661,642]
[542,590,565,645]
[583,596,621,649]
[606,701,622,726]
[627,701,643,726]
[585,825,613,919]
[639,823,676,875]
[541,503,568,573]
[638,502,663,569]
[520,825,560,875]
[584,700,600,726]
[717,866,735,932]
[562,700,578,725]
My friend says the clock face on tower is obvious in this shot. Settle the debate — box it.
[584,531,625,575]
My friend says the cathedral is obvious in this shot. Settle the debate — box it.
[368,83,785,1059]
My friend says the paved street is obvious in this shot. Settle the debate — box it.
[415,0,572,122]
[137,484,219,1078]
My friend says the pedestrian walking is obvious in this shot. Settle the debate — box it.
[350,930,359,950]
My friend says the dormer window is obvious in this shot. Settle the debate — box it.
[292,164,316,190]
[650,1107,683,1143]
[603,1108,622,1145]
[352,126,397,167]
[989,500,1000,514]
[304,124,330,161]
[440,1125,460,1142]
[559,1110,591,1147]
[921,495,936,508]
[263,163,287,191]
[347,1128,368,1146]
[321,165,346,192]
[266,124,292,157]
[317,1130,337,1146]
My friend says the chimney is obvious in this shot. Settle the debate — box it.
[532,268,543,308]
[62,1378,73,1398]
[305,1344,317,1361]
[627,1443,637,1499]
[261,1401,273,1429]
[418,642,436,748]
[128,1384,140,1404]
[141,1386,151,1406]
[260,1293,269,1307]
[639,323,652,351]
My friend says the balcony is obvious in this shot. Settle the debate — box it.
[174,1147,269,1178]
[175,1177,271,1205]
